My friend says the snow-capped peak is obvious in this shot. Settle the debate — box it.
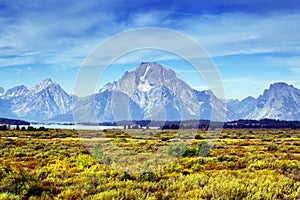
[32,78,56,93]
[40,78,54,85]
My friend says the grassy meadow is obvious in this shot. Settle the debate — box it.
[0,128,300,199]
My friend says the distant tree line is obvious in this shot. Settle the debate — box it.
[224,119,300,129]
[0,125,48,131]
[100,119,300,129]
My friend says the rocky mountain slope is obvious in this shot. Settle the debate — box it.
[0,79,72,121]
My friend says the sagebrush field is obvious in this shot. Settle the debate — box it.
[1,128,300,199]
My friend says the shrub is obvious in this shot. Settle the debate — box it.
[161,137,171,141]
[76,155,95,170]
[120,172,134,181]
[195,134,204,140]
[267,145,278,152]
[58,189,81,200]
[181,147,197,157]
[262,138,273,142]
[217,155,238,162]
[167,144,193,158]
[0,193,19,200]
[94,144,111,165]
[138,172,158,182]
[222,134,230,139]
[293,142,300,146]
[0,165,40,198]
[198,141,211,157]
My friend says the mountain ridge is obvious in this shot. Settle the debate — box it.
[0,63,299,122]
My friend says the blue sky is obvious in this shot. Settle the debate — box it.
[0,0,300,99]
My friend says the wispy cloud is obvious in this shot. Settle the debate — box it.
[1,1,299,69]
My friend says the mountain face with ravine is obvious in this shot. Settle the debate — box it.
[74,62,226,122]
[0,62,299,122]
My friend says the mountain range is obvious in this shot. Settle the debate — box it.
[0,62,299,122]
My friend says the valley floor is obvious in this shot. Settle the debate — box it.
[0,128,300,199]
